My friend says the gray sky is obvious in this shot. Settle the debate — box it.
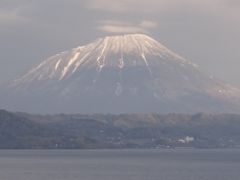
[0,0,240,86]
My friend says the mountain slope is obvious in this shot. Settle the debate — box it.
[1,34,240,114]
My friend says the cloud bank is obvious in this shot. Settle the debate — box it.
[98,20,158,34]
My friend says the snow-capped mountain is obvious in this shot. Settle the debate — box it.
[2,34,240,114]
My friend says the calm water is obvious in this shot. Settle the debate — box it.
[0,149,240,180]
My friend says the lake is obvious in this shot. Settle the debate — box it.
[0,149,240,180]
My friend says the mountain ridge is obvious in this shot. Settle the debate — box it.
[1,109,240,149]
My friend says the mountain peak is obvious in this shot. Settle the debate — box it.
[100,33,156,42]
[95,33,175,55]
[100,33,160,45]
[102,33,151,38]
[12,34,189,83]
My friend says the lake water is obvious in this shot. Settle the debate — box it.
[0,149,240,180]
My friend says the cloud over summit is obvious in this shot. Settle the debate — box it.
[98,20,158,34]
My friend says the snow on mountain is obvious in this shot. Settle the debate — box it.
[2,34,240,114]
[12,34,194,84]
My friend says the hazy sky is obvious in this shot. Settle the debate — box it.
[0,0,240,86]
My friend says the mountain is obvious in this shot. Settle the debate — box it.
[1,34,240,114]
[0,109,100,149]
[1,109,240,149]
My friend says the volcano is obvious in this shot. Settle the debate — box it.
[2,34,240,114]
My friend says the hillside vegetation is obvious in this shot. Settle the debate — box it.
[1,110,240,149]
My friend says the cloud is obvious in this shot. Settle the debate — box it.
[86,0,128,12]
[0,1,32,24]
[98,25,145,34]
[86,0,240,19]
[86,0,219,13]
[140,21,158,29]
[0,10,28,24]
[0,0,30,9]
[223,0,240,7]
[97,20,158,34]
